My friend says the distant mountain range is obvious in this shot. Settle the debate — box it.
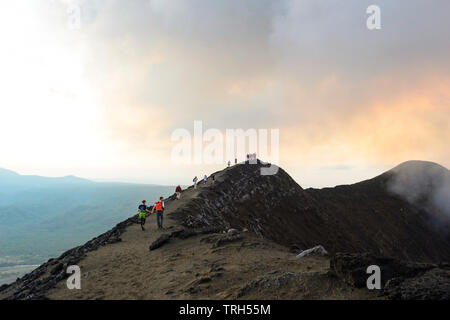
[0,169,175,271]
[0,168,93,187]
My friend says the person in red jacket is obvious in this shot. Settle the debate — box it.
[175,185,182,199]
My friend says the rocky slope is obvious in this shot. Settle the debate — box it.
[174,160,450,262]
[1,160,449,300]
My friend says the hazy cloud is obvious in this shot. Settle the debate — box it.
[1,0,449,185]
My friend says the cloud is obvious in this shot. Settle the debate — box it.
[1,0,449,185]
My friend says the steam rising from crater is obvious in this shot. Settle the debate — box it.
[388,161,450,217]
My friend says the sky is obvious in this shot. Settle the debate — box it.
[0,0,449,187]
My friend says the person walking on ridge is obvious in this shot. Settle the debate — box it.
[138,200,151,231]
[151,196,165,229]
[203,175,208,184]
[175,185,182,199]
[193,176,198,189]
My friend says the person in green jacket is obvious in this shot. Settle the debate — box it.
[138,200,151,231]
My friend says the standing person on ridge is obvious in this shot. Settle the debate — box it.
[203,175,208,184]
[151,196,165,229]
[175,185,182,199]
[138,200,151,231]
[227,160,231,167]
[193,176,198,189]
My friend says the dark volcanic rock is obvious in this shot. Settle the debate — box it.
[185,277,212,295]
[212,233,243,248]
[330,252,450,300]
[237,270,298,298]
[171,226,224,240]
[171,160,450,263]
[1,215,137,300]
[289,245,302,254]
[149,234,171,251]
[148,227,225,251]
[193,277,212,285]
[384,268,450,300]
[0,284,9,292]
[330,252,435,288]
[439,262,450,270]
[50,263,64,275]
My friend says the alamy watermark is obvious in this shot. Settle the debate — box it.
[63,3,379,32]
[62,0,81,30]
[66,265,81,289]
[367,5,381,30]
[171,121,279,175]
[366,265,381,290]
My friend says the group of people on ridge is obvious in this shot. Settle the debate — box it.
[137,157,253,232]
[227,154,256,167]
[192,174,210,189]
[227,158,238,167]
[138,197,165,231]
[247,153,257,161]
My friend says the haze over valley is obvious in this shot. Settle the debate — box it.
[0,168,174,285]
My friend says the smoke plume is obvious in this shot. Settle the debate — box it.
[388,161,450,219]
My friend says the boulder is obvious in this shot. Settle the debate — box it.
[329,252,450,299]
[296,245,328,258]
[384,268,450,300]
[330,252,435,288]
[0,283,10,292]
[50,263,64,275]
[212,233,243,248]
[149,234,171,251]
